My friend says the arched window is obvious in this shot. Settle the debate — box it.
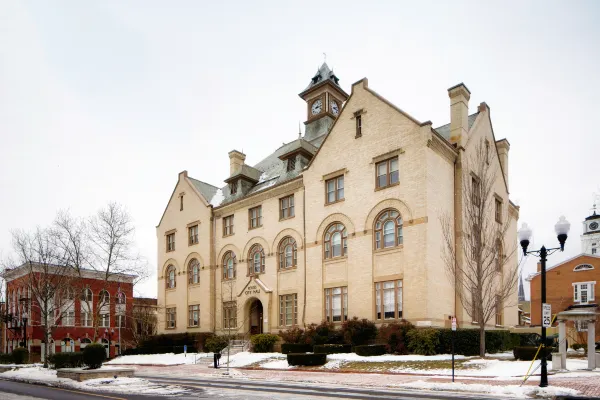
[324,223,347,259]
[117,292,126,305]
[80,338,92,349]
[223,251,237,280]
[188,258,200,285]
[496,239,503,272]
[278,237,297,270]
[98,290,110,328]
[574,264,594,272]
[375,209,403,249]
[61,338,73,353]
[166,265,176,289]
[248,244,265,275]
[81,288,93,302]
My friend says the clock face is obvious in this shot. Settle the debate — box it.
[590,222,599,231]
[331,100,339,116]
[311,99,322,115]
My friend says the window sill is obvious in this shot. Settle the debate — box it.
[279,215,295,222]
[223,233,234,238]
[375,182,399,192]
[187,325,200,329]
[165,327,176,330]
[374,245,404,255]
[166,288,176,292]
[325,198,345,207]
[324,256,348,264]
[248,225,263,231]
[222,278,236,282]
[278,267,298,274]
[247,273,264,278]
[188,242,199,247]
[188,283,201,288]
[166,249,176,253]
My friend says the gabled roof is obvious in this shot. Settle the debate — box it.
[526,253,600,281]
[433,112,479,141]
[188,177,219,203]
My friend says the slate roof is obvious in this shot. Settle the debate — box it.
[188,177,219,204]
[299,62,348,98]
[434,112,479,141]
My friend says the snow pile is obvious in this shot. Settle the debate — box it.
[223,352,286,367]
[260,360,295,369]
[106,352,210,366]
[398,380,579,399]
[0,366,189,396]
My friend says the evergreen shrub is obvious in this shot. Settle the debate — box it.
[48,352,84,369]
[378,321,414,355]
[513,346,551,361]
[205,335,229,353]
[407,328,439,355]
[303,321,343,345]
[341,317,378,346]
[354,344,386,357]
[279,327,305,344]
[287,353,327,366]
[83,344,106,369]
[250,334,280,353]
[281,343,312,354]
[11,348,29,365]
[313,344,352,354]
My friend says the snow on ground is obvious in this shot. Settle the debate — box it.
[327,353,468,362]
[105,352,211,366]
[0,366,189,396]
[260,360,295,369]
[223,352,286,367]
[397,380,579,399]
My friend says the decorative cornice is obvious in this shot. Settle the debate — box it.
[427,133,458,163]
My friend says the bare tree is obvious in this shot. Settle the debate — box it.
[53,203,149,342]
[440,138,518,357]
[7,228,77,367]
[127,300,159,348]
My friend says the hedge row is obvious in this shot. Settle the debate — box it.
[0,348,29,365]
[513,346,552,361]
[354,344,386,357]
[48,352,84,369]
[281,343,313,354]
[287,353,327,366]
[130,332,216,355]
[313,344,352,354]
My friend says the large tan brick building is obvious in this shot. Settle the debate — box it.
[156,64,519,336]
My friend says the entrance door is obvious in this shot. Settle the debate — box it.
[249,300,263,335]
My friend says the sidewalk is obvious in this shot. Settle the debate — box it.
[131,363,600,398]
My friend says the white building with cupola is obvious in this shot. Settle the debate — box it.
[155,63,519,336]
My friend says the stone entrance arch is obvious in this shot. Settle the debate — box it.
[246,298,263,335]
[555,306,598,370]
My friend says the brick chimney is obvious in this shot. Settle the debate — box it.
[537,262,541,272]
[228,150,246,176]
[448,83,471,147]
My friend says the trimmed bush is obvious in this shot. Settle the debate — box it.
[48,352,84,369]
[313,344,352,354]
[407,328,439,355]
[341,317,378,346]
[0,353,14,364]
[303,321,343,346]
[513,346,552,361]
[250,334,279,353]
[83,343,106,369]
[436,329,480,356]
[354,344,386,357]
[279,327,305,344]
[205,335,229,353]
[378,321,414,355]
[572,343,584,351]
[281,343,312,354]
[11,348,29,365]
[287,353,327,366]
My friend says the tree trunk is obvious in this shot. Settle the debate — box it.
[43,329,49,368]
[479,323,486,358]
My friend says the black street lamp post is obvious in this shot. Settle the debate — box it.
[518,216,570,388]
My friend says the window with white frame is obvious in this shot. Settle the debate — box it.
[575,320,589,332]
[375,280,403,320]
[573,282,595,304]
[100,313,110,328]
[324,287,348,323]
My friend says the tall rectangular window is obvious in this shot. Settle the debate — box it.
[188,225,199,245]
[166,307,176,329]
[495,199,502,223]
[355,115,362,137]
[223,215,234,236]
[375,280,403,320]
[325,176,344,204]
[188,305,199,327]
[81,303,92,327]
[100,313,110,328]
[249,206,262,229]
[117,315,126,329]
[376,157,399,189]
[287,157,296,172]
[472,177,481,207]
[574,282,595,304]
[495,295,502,326]
[166,233,175,252]
[279,294,297,327]
[64,307,75,326]
[324,287,348,323]
[223,302,237,329]
[279,195,295,219]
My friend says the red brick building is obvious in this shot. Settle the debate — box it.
[3,263,135,360]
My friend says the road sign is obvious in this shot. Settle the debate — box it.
[542,303,552,328]
[451,317,457,331]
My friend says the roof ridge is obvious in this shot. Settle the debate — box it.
[188,176,219,189]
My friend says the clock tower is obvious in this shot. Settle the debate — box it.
[299,63,349,145]
[581,204,600,255]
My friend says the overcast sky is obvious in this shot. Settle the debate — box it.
[1,1,598,299]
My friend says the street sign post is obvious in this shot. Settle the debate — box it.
[451,317,457,382]
[184,344,187,357]
[542,304,552,328]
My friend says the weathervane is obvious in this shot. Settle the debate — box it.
[323,52,327,63]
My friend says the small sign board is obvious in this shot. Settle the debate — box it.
[451,317,457,331]
[184,345,187,354]
[542,303,552,328]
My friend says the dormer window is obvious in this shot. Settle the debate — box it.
[230,182,237,195]
[287,157,296,172]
